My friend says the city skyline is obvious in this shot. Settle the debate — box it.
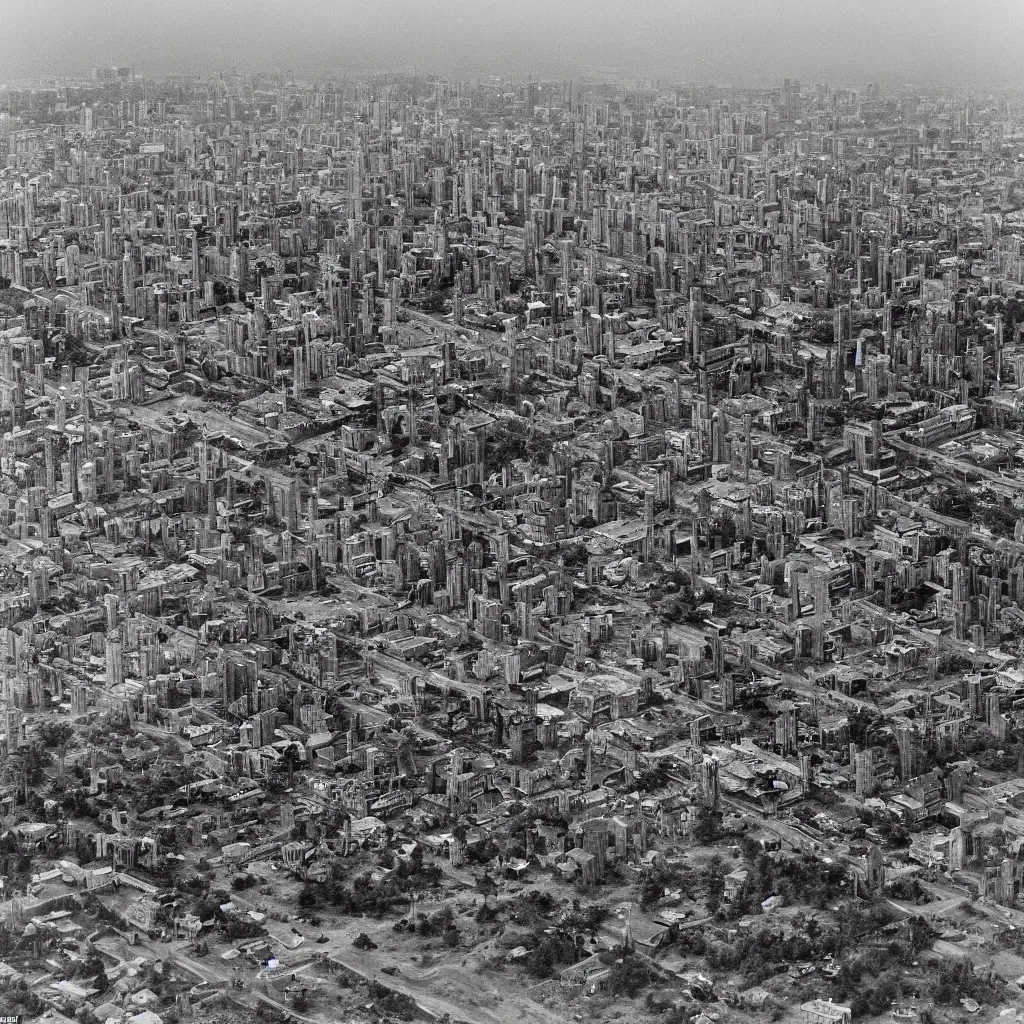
[4,11,1024,1024]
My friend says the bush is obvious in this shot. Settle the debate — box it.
[562,543,589,567]
[224,917,265,940]
[931,956,1006,1006]
[417,905,455,937]
[296,864,442,917]
[609,950,653,997]
[476,902,499,924]
[639,877,665,908]
[563,903,609,936]
[884,877,931,904]
[523,931,580,979]
[851,967,901,1017]
[637,766,669,792]
[368,983,417,1020]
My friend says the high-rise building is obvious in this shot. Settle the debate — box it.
[855,750,874,798]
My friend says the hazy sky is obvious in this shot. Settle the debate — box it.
[2,0,1022,88]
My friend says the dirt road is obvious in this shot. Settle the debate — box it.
[310,920,569,1024]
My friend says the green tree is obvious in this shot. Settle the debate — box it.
[475,871,498,907]
[38,721,76,776]
[81,953,110,994]
[691,805,723,844]
[636,766,669,792]
[703,856,725,917]
[278,743,304,788]
[711,514,737,548]
[563,902,609,940]
[929,484,976,522]
[608,949,653,997]
[421,290,447,313]
[10,742,51,802]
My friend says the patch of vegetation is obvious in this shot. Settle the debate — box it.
[367,981,418,1020]
[607,948,654,997]
[297,857,444,916]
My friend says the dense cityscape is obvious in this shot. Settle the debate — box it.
[2,65,1024,1024]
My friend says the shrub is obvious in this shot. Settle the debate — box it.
[609,951,653,997]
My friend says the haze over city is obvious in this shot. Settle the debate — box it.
[2,0,1024,87]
